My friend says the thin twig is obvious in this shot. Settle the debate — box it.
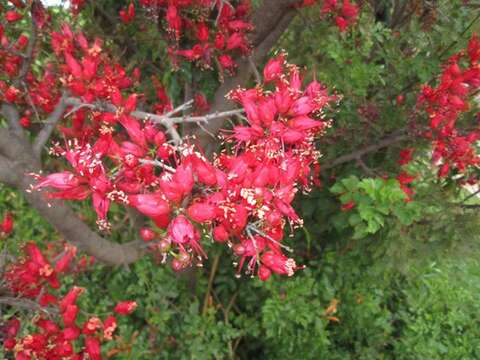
[33,93,69,157]
[13,15,38,87]
[0,296,58,315]
[162,109,245,124]
[64,97,243,145]
[356,156,377,177]
[322,129,410,170]
[162,99,194,119]
[139,159,176,173]
[22,82,41,124]
[202,254,220,316]
[461,188,480,203]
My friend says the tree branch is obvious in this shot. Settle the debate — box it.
[0,296,58,315]
[157,109,245,125]
[0,128,145,266]
[23,184,145,265]
[321,130,410,170]
[33,93,69,158]
[1,103,24,139]
[0,154,18,186]
[13,10,38,87]
[63,97,186,144]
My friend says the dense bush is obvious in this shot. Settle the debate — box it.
[2,0,480,359]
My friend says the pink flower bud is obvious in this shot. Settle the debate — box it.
[34,171,81,191]
[168,215,196,245]
[173,164,194,195]
[55,247,76,273]
[233,244,245,256]
[258,266,272,281]
[187,202,217,223]
[19,116,31,127]
[263,54,284,83]
[62,304,79,327]
[60,287,84,312]
[85,336,101,360]
[192,156,217,186]
[171,258,184,272]
[129,193,170,218]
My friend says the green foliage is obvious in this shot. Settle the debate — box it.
[4,1,480,359]
[330,176,422,238]
[260,274,332,359]
[3,178,480,359]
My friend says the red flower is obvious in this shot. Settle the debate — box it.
[19,116,31,127]
[341,201,355,211]
[63,326,81,340]
[187,202,217,223]
[139,227,156,242]
[82,317,102,335]
[114,301,137,316]
[103,316,117,340]
[60,287,85,312]
[398,148,414,166]
[258,265,272,281]
[194,92,210,114]
[128,193,171,218]
[62,304,79,327]
[213,225,229,243]
[263,53,285,83]
[0,212,13,235]
[261,251,297,277]
[168,215,196,245]
[119,3,135,24]
[5,86,20,102]
[397,172,415,185]
[85,336,102,360]
[396,94,405,105]
[195,22,209,42]
[5,11,23,23]
[335,16,348,32]
[55,246,76,273]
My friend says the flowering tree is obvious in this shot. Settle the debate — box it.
[1,0,480,358]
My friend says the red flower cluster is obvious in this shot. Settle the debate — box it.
[6,242,76,301]
[300,0,360,32]
[2,7,335,280]
[0,14,27,85]
[418,35,480,180]
[115,0,253,75]
[31,45,335,279]
[0,3,61,125]
[3,238,135,359]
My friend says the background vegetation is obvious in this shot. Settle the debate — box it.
[2,0,480,359]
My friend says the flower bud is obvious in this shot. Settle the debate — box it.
[139,227,156,242]
[258,266,271,281]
